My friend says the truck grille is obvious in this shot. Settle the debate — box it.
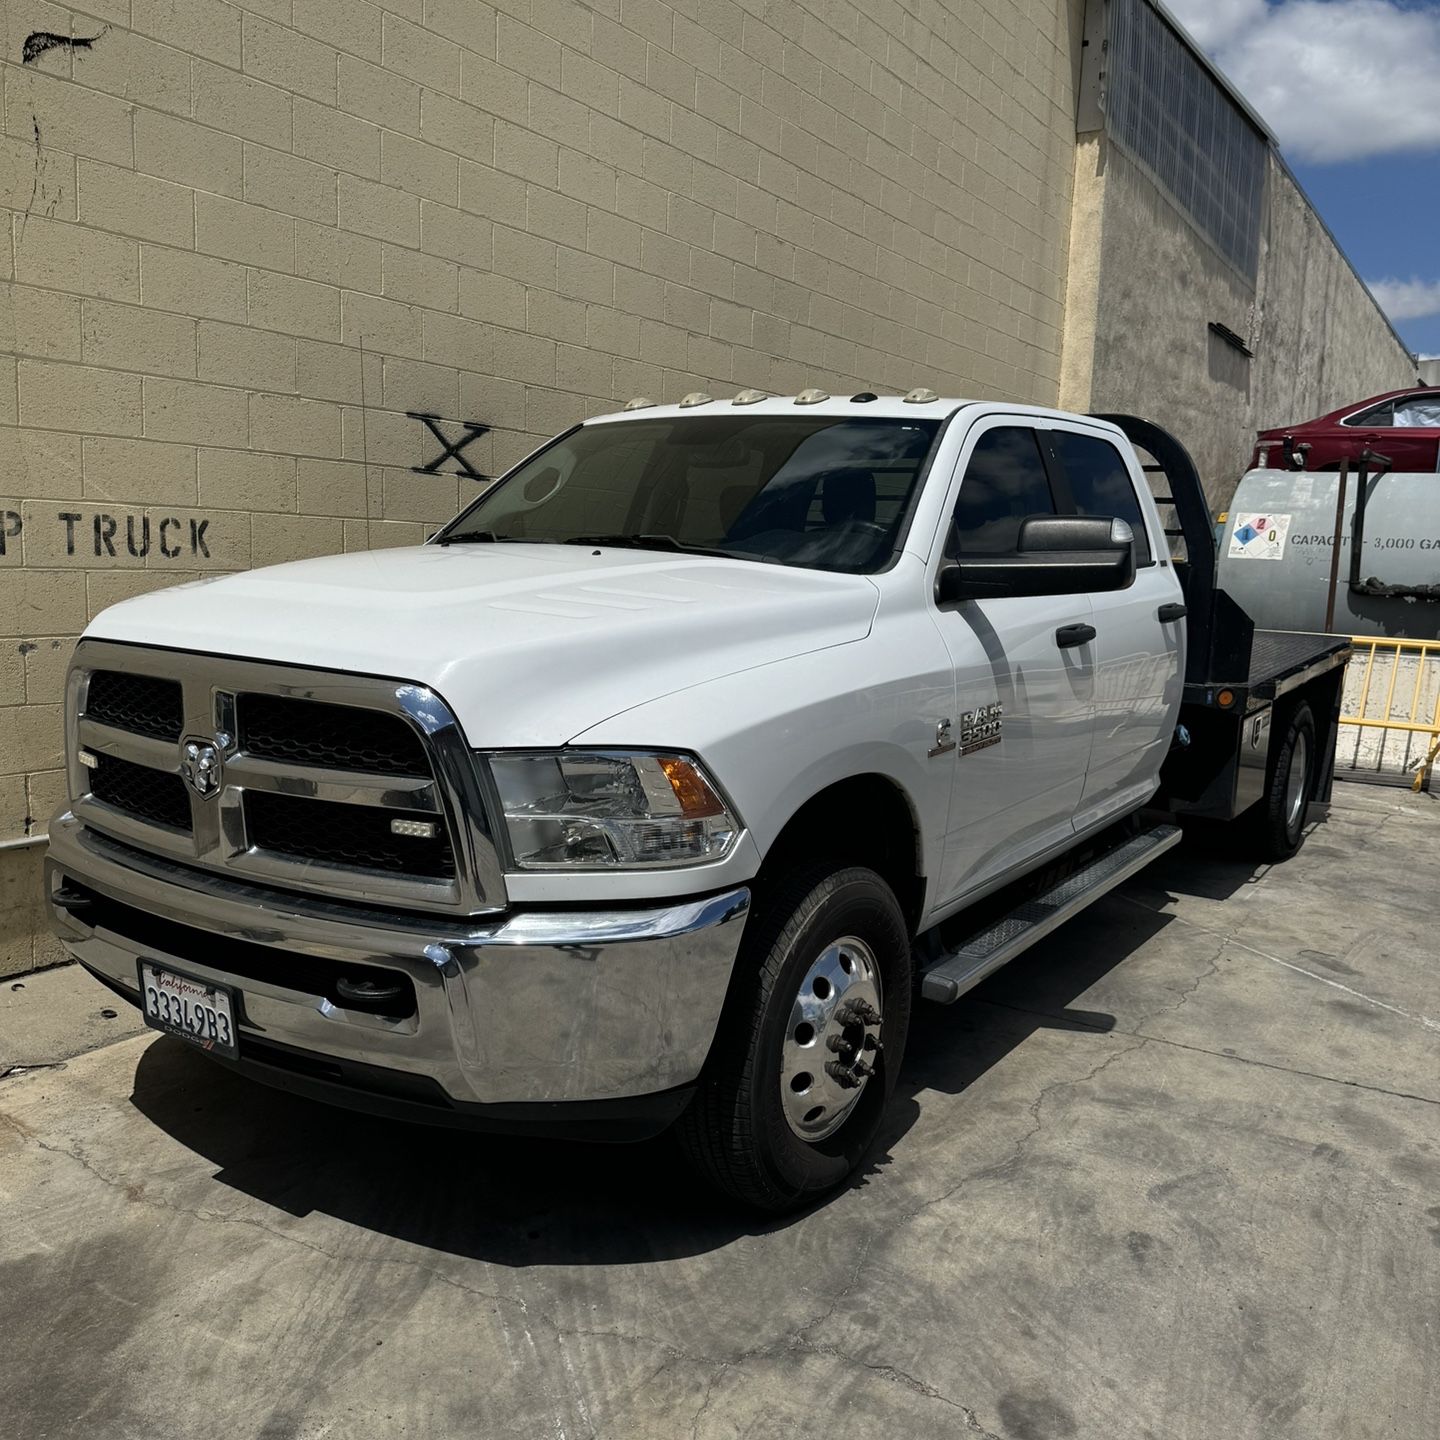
[90,752,193,833]
[244,791,455,878]
[68,642,503,913]
[85,671,184,740]
[239,693,429,776]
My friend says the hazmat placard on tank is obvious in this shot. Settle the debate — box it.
[1228,512,1291,560]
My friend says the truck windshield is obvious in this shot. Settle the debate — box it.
[434,415,943,574]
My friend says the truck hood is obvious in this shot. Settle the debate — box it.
[87,544,880,746]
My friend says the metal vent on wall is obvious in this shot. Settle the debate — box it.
[1103,0,1268,279]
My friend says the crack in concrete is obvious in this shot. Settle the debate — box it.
[675,1324,1005,1437]
[1117,893,1440,1034]
[1008,1035,1150,1171]
[0,1060,68,1080]
[1245,945,1440,1033]
[1126,1030,1440,1108]
[686,1360,728,1440]
[787,1338,1003,1435]
[741,1027,1153,1430]
[967,1000,1440,1108]
[1146,937,1228,1022]
[0,1108,694,1392]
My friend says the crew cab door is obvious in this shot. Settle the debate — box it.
[928,420,1094,904]
[1043,422,1184,827]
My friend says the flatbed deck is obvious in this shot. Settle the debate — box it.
[1183,629,1350,712]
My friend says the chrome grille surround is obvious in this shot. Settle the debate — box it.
[66,638,507,915]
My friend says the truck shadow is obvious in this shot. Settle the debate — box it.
[893,894,1174,1115]
[126,859,1222,1266]
[1139,818,1280,901]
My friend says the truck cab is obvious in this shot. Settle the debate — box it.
[46,391,1341,1211]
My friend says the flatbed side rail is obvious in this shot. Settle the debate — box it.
[1336,636,1440,792]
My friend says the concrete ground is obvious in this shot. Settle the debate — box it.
[3,782,1437,1440]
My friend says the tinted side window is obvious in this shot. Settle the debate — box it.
[1345,403,1394,427]
[1050,431,1154,566]
[951,427,1056,554]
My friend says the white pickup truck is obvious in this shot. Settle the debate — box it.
[47,392,1350,1211]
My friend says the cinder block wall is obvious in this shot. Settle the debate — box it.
[0,0,1086,973]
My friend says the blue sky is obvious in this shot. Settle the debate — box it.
[1166,0,1440,358]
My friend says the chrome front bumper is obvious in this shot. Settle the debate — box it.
[47,813,750,1118]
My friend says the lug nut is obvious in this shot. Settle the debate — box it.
[825,1061,861,1090]
[840,998,881,1027]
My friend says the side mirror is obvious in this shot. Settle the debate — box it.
[937,515,1136,603]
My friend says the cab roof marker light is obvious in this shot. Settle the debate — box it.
[732,388,767,405]
[795,388,829,405]
[679,391,713,407]
[623,396,656,410]
[903,386,940,404]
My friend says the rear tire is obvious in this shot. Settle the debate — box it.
[678,864,912,1212]
[1251,701,1316,861]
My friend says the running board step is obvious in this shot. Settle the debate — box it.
[919,824,1182,1004]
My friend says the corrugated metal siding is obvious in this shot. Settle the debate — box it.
[1105,0,1268,278]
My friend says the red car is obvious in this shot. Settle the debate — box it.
[1250,385,1440,472]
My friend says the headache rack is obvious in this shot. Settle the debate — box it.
[1096,414,1351,822]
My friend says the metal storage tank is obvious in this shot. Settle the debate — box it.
[1216,468,1440,638]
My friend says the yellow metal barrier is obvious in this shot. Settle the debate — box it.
[1337,636,1440,791]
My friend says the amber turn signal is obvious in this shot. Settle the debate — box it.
[659,756,727,818]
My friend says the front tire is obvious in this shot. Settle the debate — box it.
[1251,701,1316,861]
[679,864,912,1212]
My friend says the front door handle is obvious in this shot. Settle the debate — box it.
[1055,623,1096,649]
[1157,602,1187,623]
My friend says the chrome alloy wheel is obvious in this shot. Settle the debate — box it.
[1286,729,1310,832]
[780,936,884,1142]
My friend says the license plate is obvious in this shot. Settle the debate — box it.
[139,962,239,1059]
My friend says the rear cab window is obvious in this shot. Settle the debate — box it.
[947,421,1155,567]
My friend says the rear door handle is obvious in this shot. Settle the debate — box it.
[1157,602,1187,623]
[1055,623,1096,649]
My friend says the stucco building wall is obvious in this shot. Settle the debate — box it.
[1060,124,1417,509]
[0,0,1088,974]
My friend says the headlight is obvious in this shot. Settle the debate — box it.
[486,751,740,869]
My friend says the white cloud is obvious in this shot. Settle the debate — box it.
[1367,279,1440,322]
[1168,0,1268,50]
[1165,0,1440,163]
